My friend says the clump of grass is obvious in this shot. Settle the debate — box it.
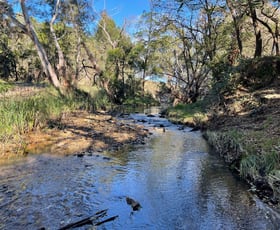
[204,129,244,165]
[167,101,208,125]
[0,80,13,93]
[0,86,97,155]
[206,128,280,180]
[240,151,280,179]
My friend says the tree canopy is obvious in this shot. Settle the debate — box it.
[1,0,279,104]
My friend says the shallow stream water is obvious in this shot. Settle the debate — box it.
[0,108,279,229]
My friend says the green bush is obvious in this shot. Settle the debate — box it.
[237,56,280,90]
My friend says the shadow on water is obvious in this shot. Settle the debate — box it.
[0,107,279,229]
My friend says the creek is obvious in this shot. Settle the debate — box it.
[0,107,279,229]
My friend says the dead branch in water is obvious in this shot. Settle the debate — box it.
[58,209,118,229]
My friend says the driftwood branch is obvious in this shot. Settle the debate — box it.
[58,209,118,230]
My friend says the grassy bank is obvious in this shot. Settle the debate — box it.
[166,101,208,127]
[0,83,107,158]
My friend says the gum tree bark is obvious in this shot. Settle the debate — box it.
[19,0,61,89]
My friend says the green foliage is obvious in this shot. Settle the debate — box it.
[237,56,280,90]
[124,92,159,106]
[95,12,120,45]
[170,100,207,116]
[240,151,280,179]
[240,154,260,179]
[0,87,96,141]
[0,80,13,93]
[78,85,110,110]
[206,129,280,180]
[0,39,16,79]
[210,61,237,100]
[107,48,126,62]
[167,101,208,125]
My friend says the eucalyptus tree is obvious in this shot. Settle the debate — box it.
[133,10,162,92]
[258,0,280,55]
[0,0,96,94]
[150,0,226,103]
[225,0,280,57]
[94,11,133,104]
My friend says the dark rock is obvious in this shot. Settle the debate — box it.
[137,119,147,123]
[126,197,141,211]
[103,156,111,160]
[190,127,200,132]
[76,153,84,158]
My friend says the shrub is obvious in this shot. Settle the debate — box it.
[237,56,280,90]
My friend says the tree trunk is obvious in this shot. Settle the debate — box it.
[81,40,101,85]
[142,57,148,94]
[75,36,81,82]
[249,2,262,57]
[49,0,67,81]
[20,0,61,90]
[260,6,280,56]
[226,0,243,56]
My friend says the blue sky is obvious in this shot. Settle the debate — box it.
[93,0,151,26]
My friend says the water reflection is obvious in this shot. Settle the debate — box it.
[0,111,279,229]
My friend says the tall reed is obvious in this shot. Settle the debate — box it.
[0,87,97,155]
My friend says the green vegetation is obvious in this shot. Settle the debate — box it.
[237,56,280,90]
[0,80,13,93]
[205,129,280,178]
[124,93,159,106]
[240,151,279,179]
[166,101,208,126]
[0,85,108,155]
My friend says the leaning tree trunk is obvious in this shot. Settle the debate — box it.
[20,0,61,90]
[49,0,78,95]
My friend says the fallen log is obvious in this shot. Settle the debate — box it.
[59,209,118,229]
